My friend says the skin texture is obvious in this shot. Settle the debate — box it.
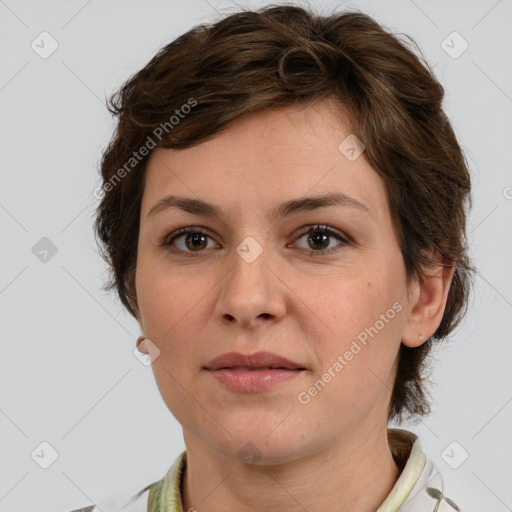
[133,101,454,512]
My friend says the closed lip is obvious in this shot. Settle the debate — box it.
[204,351,306,371]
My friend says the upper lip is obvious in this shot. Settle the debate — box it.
[204,351,305,371]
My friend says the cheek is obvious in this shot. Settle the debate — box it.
[303,264,405,393]
[136,267,209,419]
[137,255,199,332]
[135,262,219,379]
[306,266,400,344]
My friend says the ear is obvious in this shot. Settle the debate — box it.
[401,256,455,348]
[136,336,150,354]
[131,293,149,355]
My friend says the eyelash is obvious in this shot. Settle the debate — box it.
[160,224,351,257]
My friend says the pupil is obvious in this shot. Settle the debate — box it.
[309,230,328,250]
[186,233,207,251]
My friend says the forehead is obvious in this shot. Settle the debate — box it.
[141,102,388,222]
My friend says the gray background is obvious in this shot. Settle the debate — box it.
[1,0,511,511]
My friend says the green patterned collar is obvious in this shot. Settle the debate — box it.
[145,449,187,511]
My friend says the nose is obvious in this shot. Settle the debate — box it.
[214,244,286,330]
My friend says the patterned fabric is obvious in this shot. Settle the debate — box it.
[66,428,462,512]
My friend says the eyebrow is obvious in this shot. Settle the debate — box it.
[147,193,371,222]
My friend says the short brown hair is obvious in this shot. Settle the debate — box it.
[94,4,474,423]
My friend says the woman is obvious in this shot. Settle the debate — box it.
[70,4,473,511]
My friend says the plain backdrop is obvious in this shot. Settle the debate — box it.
[1,1,511,511]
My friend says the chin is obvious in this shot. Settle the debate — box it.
[203,425,313,467]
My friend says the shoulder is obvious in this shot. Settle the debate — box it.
[63,450,186,512]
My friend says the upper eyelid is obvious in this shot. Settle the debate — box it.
[295,224,348,240]
[165,226,217,243]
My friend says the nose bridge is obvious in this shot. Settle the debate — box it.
[215,237,285,328]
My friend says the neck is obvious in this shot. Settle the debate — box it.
[181,424,401,512]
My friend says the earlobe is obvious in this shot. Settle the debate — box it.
[401,261,455,348]
[136,335,150,354]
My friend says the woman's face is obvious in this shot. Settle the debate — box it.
[135,102,419,463]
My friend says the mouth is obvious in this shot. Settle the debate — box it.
[213,366,306,371]
[204,351,306,372]
[203,351,306,393]
[206,367,305,393]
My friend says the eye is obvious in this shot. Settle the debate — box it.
[291,224,350,254]
[161,224,350,256]
[161,227,218,254]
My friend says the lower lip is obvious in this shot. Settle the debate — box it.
[207,369,304,393]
